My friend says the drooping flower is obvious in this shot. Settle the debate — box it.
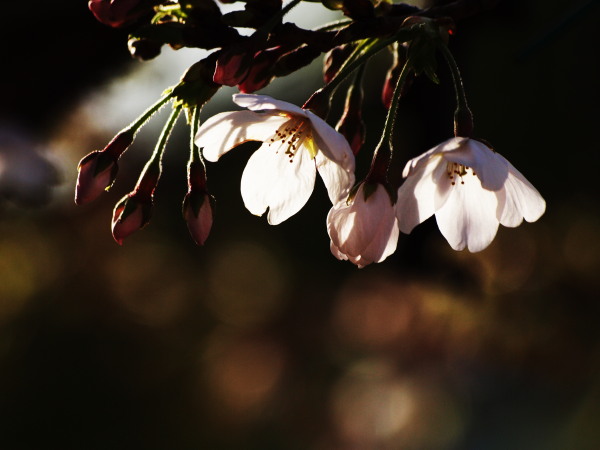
[396,137,546,252]
[195,94,355,225]
[328,182,399,268]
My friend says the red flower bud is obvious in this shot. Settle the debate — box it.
[111,191,153,245]
[111,156,160,244]
[238,47,286,93]
[182,158,215,245]
[213,45,254,86]
[74,130,134,205]
[323,44,355,84]
[183,191,215,246]
[88,0,147,28]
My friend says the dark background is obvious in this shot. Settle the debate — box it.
[0,1,599,449]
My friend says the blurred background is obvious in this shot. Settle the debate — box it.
[0,0,599,449]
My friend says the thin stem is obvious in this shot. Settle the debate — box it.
[189,105,201,164]
[367,61,412,183]
[321,28,416,97]
[438,43,474,136]
[382,61,411,150]
[314,19,353,32]
[438,43,469,112]
[124,93,174,135]
[187,106,208,191]
[139,105,182,185]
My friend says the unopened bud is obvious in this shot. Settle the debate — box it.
[323,44,355,84]
[238,47,287,93]
[88,0,147,28]
[111,191,153,245]
[273,45,322,78]
[74,130,134,205]
[183,191,215,245]
[213,44,254,86]
[183,156,215,245]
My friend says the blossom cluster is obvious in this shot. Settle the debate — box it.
[75,0,545,268]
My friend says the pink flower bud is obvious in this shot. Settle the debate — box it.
[183,191,215,246]
[88,0,146,28]
[111,192,152,245]
[75,151,118,205]
[213,45,253,86]
[323,44,354,84]
[182,157,215,245]
[74,130,134,205]
[238,47,285,93]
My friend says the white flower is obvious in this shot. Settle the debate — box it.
[396,137,546,252]
[328,182,400,268]
[195,94,355,225]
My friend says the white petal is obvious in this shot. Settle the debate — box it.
[315,151,355,204]
[195,110,289,162]
[327,184,398,267]
[396,154,444,234]
[435,174,500,252]
[495,155,546,227]
[443,139,508,191]
[402,137,464,178]
[233,94,307,117]
[305,110,354,169]
[240,142,316,225]
[329,239,349,262]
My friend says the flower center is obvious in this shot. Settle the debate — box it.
[268,116,315,162]
[446,162,477,186]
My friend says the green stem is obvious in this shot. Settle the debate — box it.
[139,105,182,188]
[382,61,411,149]
[321,28,416,98]
[314,18,353,32]
[366,61,412,184]
[438,43,473,136]
[189,106,200,162]
[123,93,174,135]
[438,44,469,112]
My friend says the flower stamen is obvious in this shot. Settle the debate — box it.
[268,117,313,162]
[446,162,475,186]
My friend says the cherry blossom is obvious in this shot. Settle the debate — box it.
[195,94,355,225]
[328,182,399,268]
[396,137,546,252]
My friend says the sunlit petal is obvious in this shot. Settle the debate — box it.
[327,184,398,267]
[396,156,443,233]
[241,143,316,225]
[233,94,307,117]
[435,174,499,252]
[315,152,355,204]
[443,138,508,191]
[195,110,288,161]
[495,155,546,227]
[306,110,354,168]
